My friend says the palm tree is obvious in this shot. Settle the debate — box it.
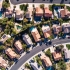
[40,4,44,10]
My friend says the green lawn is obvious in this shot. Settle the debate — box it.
[66,44,70,50]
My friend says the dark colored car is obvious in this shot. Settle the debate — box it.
[68,36,70,39]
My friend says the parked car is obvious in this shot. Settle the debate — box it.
[68,36,70,39]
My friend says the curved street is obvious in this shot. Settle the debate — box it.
[10,38,70,70]
[10,0,70,5]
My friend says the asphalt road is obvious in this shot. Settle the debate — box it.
[10,0,70,5]
[10,38,70,70]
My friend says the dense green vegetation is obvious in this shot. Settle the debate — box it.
[20,4,29,11]
[57,60,66,70]
[66,44,70,50]
[2,0,10,9]
[66,6,70,11]
[25,63,32,70]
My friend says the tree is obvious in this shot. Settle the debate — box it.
[0,45,4,52]
[40,4,44,9]
[32,4,35,8]
[1,68,5,70]
[11,28,17,35]
[54,16,57,20]
[5,0,9,3]
[22,44,27,51]
[23,18,28,23]
[7,21,14,27]
[25,63,31,69]
[35,56,42,66]
[57,60,66,70]
[20,4,28,11]
[20,4,24,10]
[2,1,10,9]
[45,49,52,59]
[58,18,63,25]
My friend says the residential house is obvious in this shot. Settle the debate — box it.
[5,48,18,59]
[52,51,62,61]
[62,23,70,34]
[35,7,43,16]
[22,34,33,45]
[0,34,11,43]
[26,7,33,21]
[5,7,13,18]
[0,57,8,68]
[30,62,42,70]
[42,25,51,38]
[40,54,52,67]
[63,47,70,59]
[25,11,31,21]
[64,50,70,59]
[31,27,41,42]
[44,7,52,18]
[15,10,24,21]
[14,40,23,53]
[52,24,62,34]
[60,6,70,18]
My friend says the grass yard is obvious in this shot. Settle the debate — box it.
[66,44,70,50]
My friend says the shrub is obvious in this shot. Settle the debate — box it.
[45,49,51,58]
[40,4,44,9]
[66,44,70,50]
[0,45,4,52]
[66,6,70,11]
[35,56,42,66]
[25,63,31,69]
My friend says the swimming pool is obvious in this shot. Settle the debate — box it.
[46,66,54,70]
[30,26,35,32]
[16,25,22,30]
[0,11,2,18]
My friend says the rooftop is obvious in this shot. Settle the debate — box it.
[14,40,23,52]
[0,34,11,43]
[53,51,62,61]
[22,34,33,45]
[40,54,52,67]
[6,48,17,59]
[31,27,41,42]
[0,57,8,68]
[60,6,70,18]
[35,7,43,14]
[42,25,51,38]
[62,23,70,33]
[52,24,62,34]
[44,7,52,17]
[64,48,70,59]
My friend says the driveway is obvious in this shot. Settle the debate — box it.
[10,0,70,5]
[10,38,70,70]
